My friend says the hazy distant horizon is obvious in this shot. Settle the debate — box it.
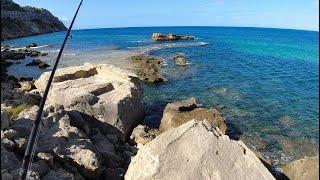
[70,25,320,32]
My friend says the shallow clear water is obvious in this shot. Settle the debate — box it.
[2,27,319,164]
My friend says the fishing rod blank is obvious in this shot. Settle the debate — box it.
[19,1,83,179]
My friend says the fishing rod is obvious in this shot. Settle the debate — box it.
[19,0,83,179]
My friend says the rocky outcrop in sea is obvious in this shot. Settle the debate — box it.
[152,33,195,41]
[131,54,165,83]
[1,0,67,40]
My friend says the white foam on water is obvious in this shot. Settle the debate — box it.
[29,45,50,49]
[63,53,76,56]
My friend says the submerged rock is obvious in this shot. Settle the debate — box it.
[125,120,275,180]
[282,156,319,180]
[26,59,50,69]
[26,43,38,48]
[152,33,195,41]
[35,63,144,138]
[160,97,227,134]
[1,50,25,60]
[131,55,165,83]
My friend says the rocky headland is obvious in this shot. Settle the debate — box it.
[1,0,67,40]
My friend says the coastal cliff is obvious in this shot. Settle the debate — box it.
[1,0,67,40]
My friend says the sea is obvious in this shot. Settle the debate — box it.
[1,26,319,165]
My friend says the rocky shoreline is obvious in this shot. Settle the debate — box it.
[1,43,319,180]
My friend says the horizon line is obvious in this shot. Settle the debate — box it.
[72,25,319,33]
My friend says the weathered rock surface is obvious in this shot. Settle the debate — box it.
[19,80,35,91]
[42,168,76,180]
[22,89,42,105]
[35,63,144,138]
[160,97,227,134]
[131,55,165,83]
[130,124,159,148]
[1,0,67,40]
[174,53,187,66]
[282,156,319,180]
[152,33,195,41]
[1,101,139,179]
[1,110,11,129]
[1,146,20,171]
[125,120,275,180]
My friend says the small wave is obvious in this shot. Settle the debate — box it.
[63,53,76,56]
[126,40,149,43]
[2,46,25,51]
[199,42,209,46]
[128,41,209,55]
[29,45,50,49]
[42,49,60,53]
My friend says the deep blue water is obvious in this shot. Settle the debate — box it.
[2,27,319,164]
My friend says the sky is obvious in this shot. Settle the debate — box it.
[14,0,319,31]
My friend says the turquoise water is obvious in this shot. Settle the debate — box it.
[2,27,319,164]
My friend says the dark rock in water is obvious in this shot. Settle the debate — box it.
[29,50,41,57]
[38,62,50,69]
[131,55,165,83]
[152,33,195,41]
[26,43,38,48]
[41,52,48,56]
[26,59,50,69]
[19,49,41,57]
[1,50,25,60]
[13,53,25,60]
[174,53,187,66]
[26,59,42,66]
[1,0,67,40]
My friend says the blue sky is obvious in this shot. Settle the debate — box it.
[15,0,319,31]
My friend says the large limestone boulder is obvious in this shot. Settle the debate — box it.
[159,97,227,134]
[282,156,319,180]
[125,120,275,180]
[35,63,144,138]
